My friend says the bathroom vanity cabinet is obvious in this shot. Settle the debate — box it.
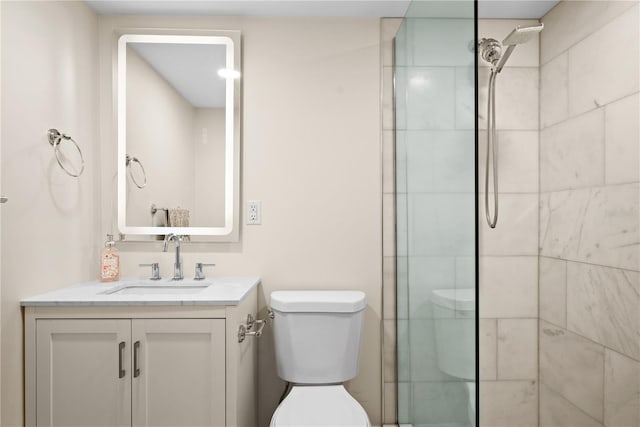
[22,278,259,427]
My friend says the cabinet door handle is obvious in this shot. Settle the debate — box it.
[118,341,126,379]
[133,341,141,378]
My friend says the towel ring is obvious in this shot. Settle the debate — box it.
[48,129,85,177]
[126,154,147,188]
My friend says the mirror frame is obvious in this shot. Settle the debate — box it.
[116,30,241,241]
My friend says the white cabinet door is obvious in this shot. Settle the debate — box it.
[36,319,132,427]
[132,319,226,427]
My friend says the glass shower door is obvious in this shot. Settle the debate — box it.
[395,1,477,426]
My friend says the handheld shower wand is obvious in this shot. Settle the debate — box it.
[479,23,543,228]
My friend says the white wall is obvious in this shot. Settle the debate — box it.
[0,1,100,426]
[99,16,383,427]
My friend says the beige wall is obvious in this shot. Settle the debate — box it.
[126,47,196,227]
[538,2,640,425]
[0,6,382,427]
[0,1,100,426]
[99,16,382,427]
[193,108,225,227]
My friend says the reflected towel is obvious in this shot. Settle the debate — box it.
[168,207,190,228]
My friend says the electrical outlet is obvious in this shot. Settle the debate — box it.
[246,200,261,225]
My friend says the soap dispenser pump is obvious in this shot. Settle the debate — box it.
[100,234,120,282]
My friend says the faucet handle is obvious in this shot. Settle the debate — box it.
[194,262,216,280]
[139,263,161,280]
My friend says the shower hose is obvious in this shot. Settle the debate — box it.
[485,69,499,229]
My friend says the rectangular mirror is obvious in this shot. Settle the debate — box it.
[117,31,240,240]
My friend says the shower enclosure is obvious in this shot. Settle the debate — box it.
[393,1,477,425]
[392,1,640,426]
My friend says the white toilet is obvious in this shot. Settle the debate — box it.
[431,288,476,426]
[269,290,371,427]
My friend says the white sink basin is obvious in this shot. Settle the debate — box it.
[102,281,212,296]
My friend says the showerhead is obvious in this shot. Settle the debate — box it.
[490,22,544,73]
[502,23,544,46]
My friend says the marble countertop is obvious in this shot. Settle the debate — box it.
[20,276,260,307]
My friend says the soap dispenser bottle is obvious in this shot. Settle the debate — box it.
[100,234,120,282]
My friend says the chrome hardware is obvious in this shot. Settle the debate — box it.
[133,341,141,378]
[479,23,544,229]
[139,263,161,280]
[0,196,7,204]
[126,154,147,189]
[246,314,255,330]
[163,233,183,280]
[118,341,126,379]
[252,320,267,336]
[237,315,267,343]
[478,37,502,66]
[237,325,246,342]
[150,204,166,215]
[267,309,274,320]
[194,262,216,280]
[48,128,85,177]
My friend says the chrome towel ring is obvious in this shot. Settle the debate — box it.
[126,154,147,188]
[47,129,85,177]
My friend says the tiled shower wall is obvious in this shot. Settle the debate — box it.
[383,3,639,426]
[477,19,540,427]
[538,2,640,426]
[381,16,542,427]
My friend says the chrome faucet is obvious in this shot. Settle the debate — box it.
[163,233,183,280]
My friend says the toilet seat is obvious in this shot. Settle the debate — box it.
[270,385,370,427]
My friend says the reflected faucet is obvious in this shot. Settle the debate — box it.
[163,233,183,280]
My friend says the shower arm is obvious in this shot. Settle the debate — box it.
[493,44,516,73]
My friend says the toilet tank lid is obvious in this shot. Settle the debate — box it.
[270,290,366,313]
[430,288,475,311]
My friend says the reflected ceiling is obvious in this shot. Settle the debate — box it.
[87,0,559,19]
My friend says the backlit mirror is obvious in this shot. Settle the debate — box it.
[117,32,240,240]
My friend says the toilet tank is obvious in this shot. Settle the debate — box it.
[270,290,366,384]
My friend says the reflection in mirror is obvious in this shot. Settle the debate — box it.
[117,33,240,239]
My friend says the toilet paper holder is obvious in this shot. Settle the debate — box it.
[237,312,272,343]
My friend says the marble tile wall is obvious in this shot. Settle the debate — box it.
[538,2,640,426]
[477,18,540,427]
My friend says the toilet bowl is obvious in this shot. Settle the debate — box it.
[431,288,476,427]
[269,290,370,427]
[270,385,370,427]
